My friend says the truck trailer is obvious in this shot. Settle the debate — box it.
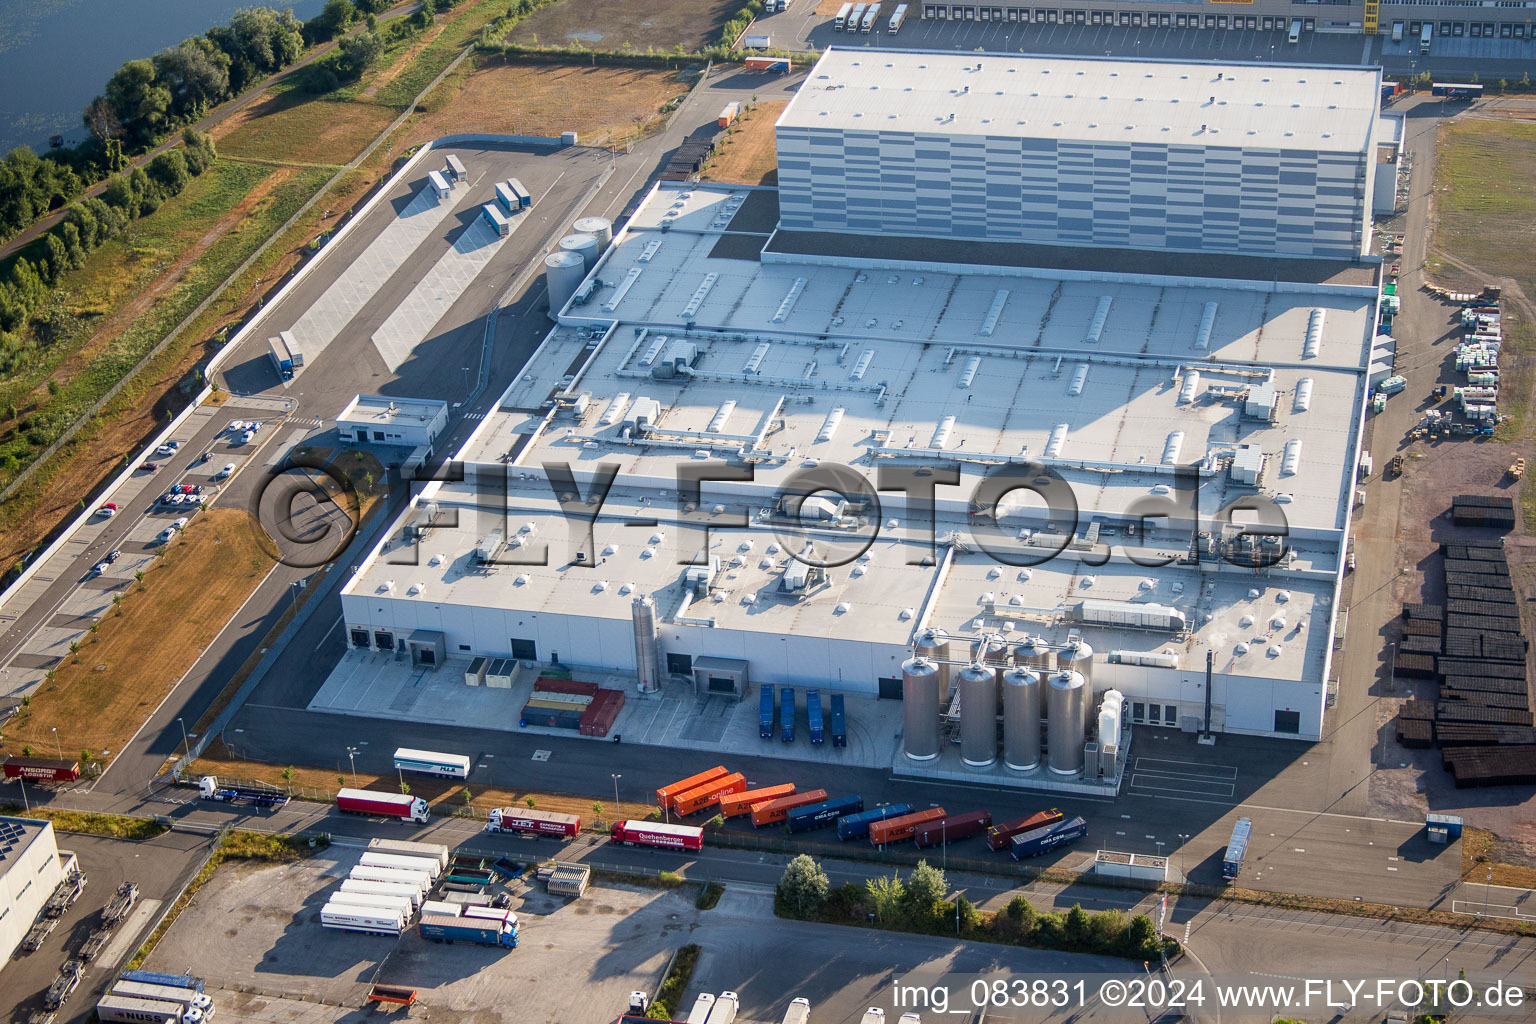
[833,1,853,28]
[786,794,863,833]
[320,902,404,935]
[751,789,828,828]
[485,807,581,838]
[2,756,81,781]
[836,803,914,841]
[267,335,293,380]
[119,971,204,994]
[328,891,415,918]
[95,995,197,1024]
[986,809,1064,851]
[360,851,442,879]
[109,981,214,1019]
[759,686,775,738]
[610,820,705,852]
[744,56,791,72]
[367,838,449,869]
[869,807,946,846]
[914,809,993,848]
[337,788,430,823]
[278,330,302,368]
[830,693,847,747]
[780,687,796,742]
[672,771,746,816]
[860,2,881,30]
[349,865,432,893]
[807,689,824,745]
[419,912,519,948]
[198,775,290,809]
[1009,816,1088,859]
[1222,817,1253,881]
[341,878,422,909]
[657,766,730,810]
[719,783,795,818]
[392,748,471,778]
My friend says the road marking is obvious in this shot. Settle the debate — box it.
[532,749,551,761]
[1130,774,1235,798]
[316,614,343,651]
[1134,757,1238,779]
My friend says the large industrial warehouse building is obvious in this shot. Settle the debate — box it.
[0,817,64,965]
[341,50,1385,746]
[776,51,1380,259]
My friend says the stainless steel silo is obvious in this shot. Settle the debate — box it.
[1015,635,1056,674]
[573,216,614,251]
[1046,670,1087,775]
[913,628,952,693]
[631,595,660,694]
[545,251,586,320]
[1057,637,1094,739]
[559,232,600,271]
[1001,667,1042,771]
[958,662,998,767]
[901,657,942,761]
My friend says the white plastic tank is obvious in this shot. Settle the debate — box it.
[958,662,998,767]
[1002,667,1043,771]
[1046,670,1087,775]
[573,215,614,250]
[632,595,660,694]
[559,232,600,271]
[545,250,586,320]
[902,657,942,761]
[1097,688,1124,749]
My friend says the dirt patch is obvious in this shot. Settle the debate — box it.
[215,94,396,166]
[701,100,784,186]
[815,0,846,12]
[1431,114,1536,303]
[505,0,739,51]
[1,507,276,765]
[403,59,693,148]
[1463,827,1536,888]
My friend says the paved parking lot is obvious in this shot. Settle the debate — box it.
[0,828,215,1024]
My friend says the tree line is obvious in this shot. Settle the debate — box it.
[0,0,409,248]
[0,132,218,379]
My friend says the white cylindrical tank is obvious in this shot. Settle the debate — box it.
[559,232,600,271]
[913,628,952,693]
[545,250,585,320]
[1097,688,1124,749]
[1002,667,1043,771]
[632,595,660,694]
[1046,670,1087,776]
[902,657,942,761]
[958,662,998,767]
[573,215,614,250]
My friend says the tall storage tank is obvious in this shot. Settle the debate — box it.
[545,251,586,320]
[559,232,600,271]
[1001,667,1042,771]
[1015,635,1055,674]
[1046,670,1087,775]
[913,628,951,685]
[632,595,660,694]
[972,632,1009,682]
[958,662,998,767]
[901,657,942,761]
[573,216,614,251]
[1097,688,1124,750]
[1058,637,1094,740]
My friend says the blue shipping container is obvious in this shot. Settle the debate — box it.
[787,794,864,833]
[1009,816,1088,859]
[759,687,775,739]
[781,687,796,742]
[1222,817,1252,881]
[836,803,914,841]
[119,971,204,993]
[807,688,824,745]
[830,693,847,748]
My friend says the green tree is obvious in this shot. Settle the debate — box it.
[904,860,947,917]
[281,765,296,786]
[336,30,384,78]
[104,59,172,142]
[525,795,535,808]
[865,872,904,923]
[775,854,830,919]
[146,149,191,197]
[153,37,232,117]
[592,801,604,821]
[310,0,359,41]
[1063,903,1091,950]
[1125,914,1158,957]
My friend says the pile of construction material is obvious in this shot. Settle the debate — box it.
[519,677,624,736]
[1450,494,1516,531]
[1394,541,1535,786]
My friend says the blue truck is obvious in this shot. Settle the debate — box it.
[807,689,825,745]
[786,794,863,833]
[419,913,518,948]
[759,687,775,739]
[781,687,796,742]
[1009,816,1088,859]
[1222,817,1253,882]
[830,693,847,748]
[835,803,914,841]
[119,970,203,993]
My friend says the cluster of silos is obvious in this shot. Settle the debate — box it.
[544,215,613,321]
[1046,638,1094,776]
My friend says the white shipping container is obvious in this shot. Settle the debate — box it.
[327,891,415,917]
[421,899,461,917]
[360,852,442,879]
[348,865,432,893]
[96,995,189,1024]
[320,902,404,934]
[367,837,449,869]
[341,879,422,909]
[833,1,853,28]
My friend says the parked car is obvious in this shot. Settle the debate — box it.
[105,549,121,563]
[95,503,118,518]
[240,430,255,445]
[90,561,109,576]
[215,463,236,480]
[141,462,159,472]
[172,516,189,530]
[158,527,177,543]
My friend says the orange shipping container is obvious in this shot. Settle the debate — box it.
[720,784,796,818]
[656,766,729,810]
[751,789,828,828]
[868,807,946,846]
[672,772,747,816]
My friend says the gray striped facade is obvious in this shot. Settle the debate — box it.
[776,126,1374,259]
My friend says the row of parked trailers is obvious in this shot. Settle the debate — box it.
[759,686,846,746]
[1393,538,1536,787]
[833,2,908,31]
[96,970,210,1024]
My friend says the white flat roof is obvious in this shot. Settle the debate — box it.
[778,48,1380,152]
[339,394,448,426]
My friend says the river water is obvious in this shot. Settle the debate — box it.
[0,0,325,156]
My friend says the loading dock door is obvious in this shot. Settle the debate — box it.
[878,676,903,699]
[1274,709,1301,734]
[667,653,693,675]
[351,629,371,649]
[373,631,394,651]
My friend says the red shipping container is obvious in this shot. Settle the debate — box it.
[534,677,600,698]
[673,772,746,815]
[751,789,828,827]
[2,756,81,782]
[914,810,994,848]
[986,809,1065,851]
[720,784,795,817]
[657,766,730,810]
[869,807,946,846]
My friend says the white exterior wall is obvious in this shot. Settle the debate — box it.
[1095,661,1325,740]
[776,126,1371,260]
[0,819,63,964]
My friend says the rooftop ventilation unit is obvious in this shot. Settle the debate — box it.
[931,415,956,450]
[817,407,846,443]
[1294,378,1314,412]
[624,396,662,434]
[1303,308,1325,359]
[1085,295,1113,345]
[1068,363,1090,397]
[850,350,875,381]
[1045,423,1069,458]
[474,529,505,564]
[959,356,981,389]
[683,558,718,598]
[744,343,770,374]
[1195,301,1218,350]
[772,277,807,324]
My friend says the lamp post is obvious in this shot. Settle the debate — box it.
[1485,866,1493,917]
[1177,833,1190,878]
[346,746,359,787]
[51,726,62,762]
[612,773,622,822]
[175,717,190,762]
